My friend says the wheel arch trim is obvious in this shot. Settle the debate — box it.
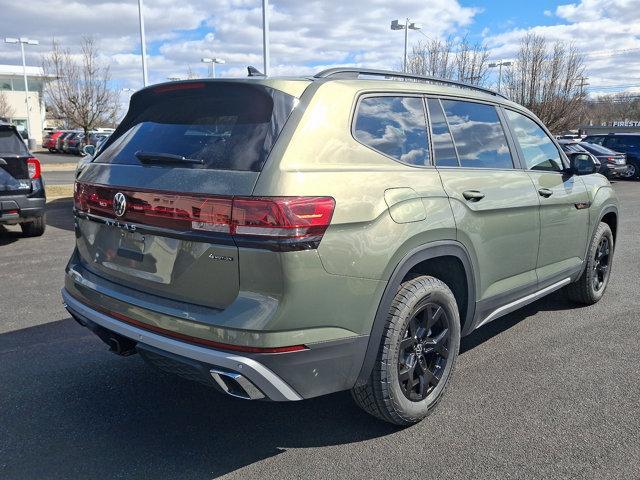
[354,240,476,387]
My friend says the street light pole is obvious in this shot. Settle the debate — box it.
[391,19,422,73]
[4,37,39,142]
[138,0,149,86]
[404,17,409,73]
[201,58,225,79]
[262,0,270,76]
[488,60,512,92]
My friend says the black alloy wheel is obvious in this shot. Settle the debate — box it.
[593,236,611,292]
[398,300,450,402]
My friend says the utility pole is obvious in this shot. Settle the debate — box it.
[138,0,149,86]
[262,0,270,76]
[577,76,589,96]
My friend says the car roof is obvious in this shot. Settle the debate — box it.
[136,68,515,106]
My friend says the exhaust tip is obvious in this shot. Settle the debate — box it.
[210,368,265,400]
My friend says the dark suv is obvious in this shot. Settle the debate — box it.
[583,133,640,179]
[62,70,617,425]
[0,122,46,236]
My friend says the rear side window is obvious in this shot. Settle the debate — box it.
[440,100,513,169]
[0,128,29,156]
[427,99,459,167]
[96,83,296,172]
[505,109,563,171]
[354,96,430,166]
[583,136,605,146]
[604,135,640,152]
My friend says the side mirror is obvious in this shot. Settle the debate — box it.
[82,144,96,156]
[568,152,597,175]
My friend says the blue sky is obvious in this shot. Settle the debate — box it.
[0,0,639,96]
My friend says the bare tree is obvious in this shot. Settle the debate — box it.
[584,92,640,126]
[42,37,120,137]
[407,36,490,86]
[0,90,14,120]
[504,33,586,132]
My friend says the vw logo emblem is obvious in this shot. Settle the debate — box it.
[113,192,127,217]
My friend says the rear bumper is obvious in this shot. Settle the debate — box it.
[602,164,628,176]
[62,287,369,401]
[0,190,46,224]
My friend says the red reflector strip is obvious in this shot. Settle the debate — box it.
[91,303,307,354]
[153,82,206,94]
[5,210,19,215]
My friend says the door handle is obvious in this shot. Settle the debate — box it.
[538,188,553,198]
[462,190,485,202]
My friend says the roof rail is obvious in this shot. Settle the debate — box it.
[314,68,508,100]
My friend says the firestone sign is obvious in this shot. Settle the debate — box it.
[606,120,640,127]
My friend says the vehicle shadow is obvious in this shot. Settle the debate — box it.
[45,197,74,232]
[0,290,585,480]
[0,225,20,245]
[0,318,397,480]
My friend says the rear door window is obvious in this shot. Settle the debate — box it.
[440,100,514,169]
[354,96,430,166]
[604,135,640,152]
[95,83,296,172]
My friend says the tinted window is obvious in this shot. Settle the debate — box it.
[427,99,458,167]
[578,142,616,155]
[506,110,563,171]
[441,100,513,169]
[96,83,295,172]
[604,135,640,151]
[354,96,430,166]
[0,127,29,155]
[583,136,605,146]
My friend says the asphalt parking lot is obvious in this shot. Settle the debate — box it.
[1,182,639,480]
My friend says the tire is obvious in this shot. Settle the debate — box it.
[352,275,460,426]
[48,148,56,153]
[565,222,613,305]
[625,163,638,180]
[20,216,46,237]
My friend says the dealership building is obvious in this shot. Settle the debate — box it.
[0,64,56,146]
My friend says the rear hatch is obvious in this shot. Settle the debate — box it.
[0,125,32,194]
[74,81,297,309]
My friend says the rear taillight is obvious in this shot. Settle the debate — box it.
[27,157,41,179]
[73,183,335,250]
[231,197,335,238]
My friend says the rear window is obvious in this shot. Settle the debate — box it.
[0,127,29,156]
[578,142,615,155]
[95,83,296,172]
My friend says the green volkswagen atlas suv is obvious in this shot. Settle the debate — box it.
[62,69,618,425]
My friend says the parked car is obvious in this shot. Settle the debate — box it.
[577,141,627,178]
[42,130,64,152]
[55,131,74,152]
[78,132,108,153]
[559,141,600,170]
[558,140,626,178]
[65,132,85,155]
[0,121,46,236]
[583,133,640,180]
[62,70,618,426]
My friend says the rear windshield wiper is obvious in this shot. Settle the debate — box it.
[134,151,204,165]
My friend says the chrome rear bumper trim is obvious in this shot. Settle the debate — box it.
[62,288,302,401]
